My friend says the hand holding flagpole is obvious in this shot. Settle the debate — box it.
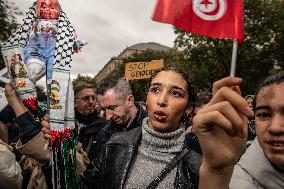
[230,40,239,77]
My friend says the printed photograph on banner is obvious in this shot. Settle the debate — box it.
[50,80,63,109]
[0,87,8,111]
[1,46,36,96]
[0,68,10,84]
[1,46,25,87]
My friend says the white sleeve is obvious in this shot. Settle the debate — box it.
[0,144,22,189]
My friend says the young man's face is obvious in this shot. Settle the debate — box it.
[255,83,284,170]
[97,88,131,126]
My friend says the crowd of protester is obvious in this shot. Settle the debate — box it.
[0,65,283,189]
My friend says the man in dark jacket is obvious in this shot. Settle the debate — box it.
[74,83,108,160]
[95,77,147,158]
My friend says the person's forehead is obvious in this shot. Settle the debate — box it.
[39,0,58,3]
[78,88,95,96]
[103,88,119,97]
[256,83,284,108]
[39,0,59,6]
[246,98,253,102]
[97,89,120,105]
[246,97,253,100]
[151,71,188,90]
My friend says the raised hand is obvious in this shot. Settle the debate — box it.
[4,83,28,117]
[193,77,254,188]
[41,116,51,140]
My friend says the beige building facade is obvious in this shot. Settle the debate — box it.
[94,42,170,84]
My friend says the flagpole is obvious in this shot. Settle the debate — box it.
[230,40,239,77]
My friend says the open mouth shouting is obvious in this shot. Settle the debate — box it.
[154,110,167,123]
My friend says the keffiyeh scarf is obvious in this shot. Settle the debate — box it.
[1,2,80,189]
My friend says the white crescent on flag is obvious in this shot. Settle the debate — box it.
[193,0,227,21]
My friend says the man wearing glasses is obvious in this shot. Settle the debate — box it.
[74,83,107,160]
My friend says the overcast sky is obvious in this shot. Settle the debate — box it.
[10,0,175,79]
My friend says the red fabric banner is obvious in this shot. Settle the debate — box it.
[152,0,244,43]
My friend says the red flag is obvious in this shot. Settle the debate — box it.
[152,0,244,43]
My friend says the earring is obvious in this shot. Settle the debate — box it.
[182,113,192,126]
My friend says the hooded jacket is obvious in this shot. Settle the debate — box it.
[230,139,284,189]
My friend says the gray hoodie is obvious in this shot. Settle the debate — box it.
[230,139,284,189]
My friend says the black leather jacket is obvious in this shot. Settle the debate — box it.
[81,127,202,189]
[76,109,108,160]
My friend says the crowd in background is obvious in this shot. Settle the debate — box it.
[1,66,283,189]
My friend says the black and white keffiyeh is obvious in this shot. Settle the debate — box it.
[2,2,84,189]
[3,2,76,70]
[2,2,78,130]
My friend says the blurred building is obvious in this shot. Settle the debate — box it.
[95,42,170,84]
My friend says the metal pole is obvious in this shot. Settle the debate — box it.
[230,40,239,77]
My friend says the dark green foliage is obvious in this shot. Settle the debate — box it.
[72,74,97,88]
[36,85,47,101]
[114,1,284,99]
[0,0,21,42]
[174,0,284,95]
[0,0,22,69]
